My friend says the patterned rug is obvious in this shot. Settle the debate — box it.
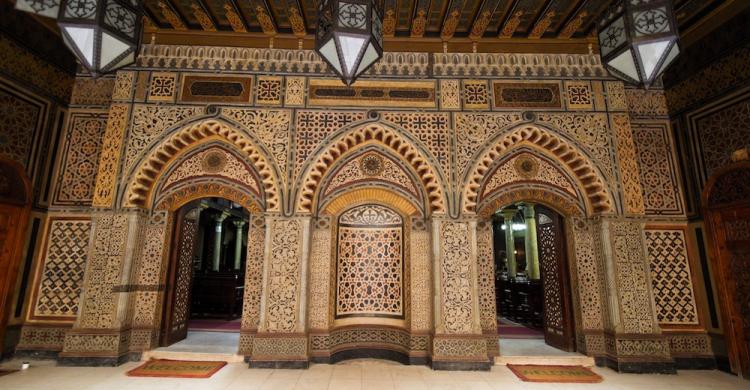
[0,370,18,377]
[507,364,603,383]
[126,359,227,378]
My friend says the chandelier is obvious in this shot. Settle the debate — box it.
[315,0,383,86]
[15,0,143,75]
[597,0,680,88]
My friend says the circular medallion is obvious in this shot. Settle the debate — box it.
[513,156,539,179]
[201,150,227,173]
[359,153,385,176]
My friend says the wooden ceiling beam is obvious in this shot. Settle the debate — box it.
[528,0,557,39]
[411,0,430,37]
[190,0,218,31]
[223,0,249,33]
[286,0,307,38]
[468,0,499,41]
[440,0,465,41]
[383,0,399,37]
[556,0,589,38]
[498,1,524,39]
[253,0,278,35]
[157,0,188,31]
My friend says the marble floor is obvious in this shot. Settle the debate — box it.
[499,339,581,357]
[159,330,240,354]
[0,358,747,390]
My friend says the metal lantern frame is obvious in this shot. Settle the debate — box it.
[597,0,680,88]
[315,0,384,86]
[14,0,143,75]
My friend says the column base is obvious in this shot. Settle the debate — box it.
[431,335,491,371]
[674,357,717,370]
[57,352,140,367]
[603,357,677,374]
[248,333,308,368]
[248,359,310,369]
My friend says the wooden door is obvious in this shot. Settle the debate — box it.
[710,207,750,378]
[161,207,201,346]
[536,206,575,351]
[0,160,30,359]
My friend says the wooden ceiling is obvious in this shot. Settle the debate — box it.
[12,0,746,53]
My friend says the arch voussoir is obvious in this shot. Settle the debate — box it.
[463,125,613,216]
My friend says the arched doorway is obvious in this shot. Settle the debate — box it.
[492,202,575,354]
[160,198,250,351]
[703,161,750,378]
[0,158,31,359]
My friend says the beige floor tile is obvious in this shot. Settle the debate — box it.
[328,378,363,390]
[362,379,396,390]
[294,378,330,390]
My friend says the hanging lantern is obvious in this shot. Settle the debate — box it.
[597,0,680,88]
[315,0,383,86]
[15,0,143,75]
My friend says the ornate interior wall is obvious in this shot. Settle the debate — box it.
[2,43,712,372]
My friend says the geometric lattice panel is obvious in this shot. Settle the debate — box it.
[644,228,699,325]
[0,86,43,167]
[32,219,91,320]
[632,122,684,215]
[336,204,403,319]
[53,112,107,206]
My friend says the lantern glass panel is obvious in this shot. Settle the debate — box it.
[637,40,670,79]
[103,0,137,38]
[63,26,95,66]
[632,7,671,36]
[320,38,343,74]
[609,50,639,81]
[14,0,60,18]
[356,42,378,76]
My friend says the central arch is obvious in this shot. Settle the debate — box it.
[296,123,447,215]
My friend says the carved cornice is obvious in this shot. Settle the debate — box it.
[136,44,608,79]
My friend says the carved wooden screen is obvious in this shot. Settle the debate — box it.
[536,206,575,352]
[335,204,404,319]
[0,160,30,358]
[705,164,750,378]
[161,207,200,346]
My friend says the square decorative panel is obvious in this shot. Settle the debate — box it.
[148,72,177,102]
[462,80,490,110]
[565,81,593,110]
[256,76,283,106]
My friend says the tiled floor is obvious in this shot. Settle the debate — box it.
[0,358,747,390]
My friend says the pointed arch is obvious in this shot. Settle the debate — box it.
[462,125,614,215]
[316,145,427,216]
[124,119,281,211]
[296,123,447,215]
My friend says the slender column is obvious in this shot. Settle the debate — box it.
[522,204,540,280]
[212,212,229,271]
[232,220,246,270]
[501,208,517,278]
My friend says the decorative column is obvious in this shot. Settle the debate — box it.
[522,204,540,280]
[212,212,229,271]
[598,217,674,373]
[232,220,246,270]
[251,215,311,368]
[59,210,148,366]
[501,208,517,277]
[430,217,489,370]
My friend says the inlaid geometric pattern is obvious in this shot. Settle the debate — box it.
[645,229,699,325]
[162,146,261,196]
[53,112,106,206]
[294,110,367,179]
[382,112,451,180]
[695,94,750,180]
[566,81,593,110]
[0,87,42,166]
[462,80,490,110]
[632,122,684,215]
[336,204,403,318]
[32,219,91,319]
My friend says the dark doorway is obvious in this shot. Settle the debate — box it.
[493,203,576,353]
[161,198,248,347]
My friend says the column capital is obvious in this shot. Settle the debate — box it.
[500,207,517,220]
[215,211,230,223]
[521,203,535,219]
[232,219,247,228]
